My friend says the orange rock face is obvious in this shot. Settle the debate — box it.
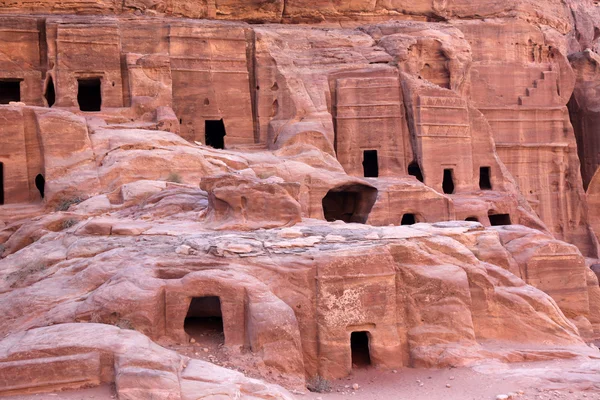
[1,1,600,398]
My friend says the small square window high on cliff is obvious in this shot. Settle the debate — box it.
[362,150,379,178]
[489,213,511,226]
[205,119,226,149]
[77,78,102,111]
[479,167,492,190]
[0,80,21,104]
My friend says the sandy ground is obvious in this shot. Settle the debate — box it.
[302,364,600,400]
[3,359,600,400]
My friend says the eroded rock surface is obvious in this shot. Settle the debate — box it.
[2,0,600,398]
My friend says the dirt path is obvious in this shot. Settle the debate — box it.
[304,359,600,400]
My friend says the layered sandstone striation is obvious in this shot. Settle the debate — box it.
[1,0,600,398]
[0,200,598,391]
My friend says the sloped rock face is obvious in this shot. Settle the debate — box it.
[0,324,294,399]
[200,174,302,230]
[2,0,600,398]
[0,207,597,390]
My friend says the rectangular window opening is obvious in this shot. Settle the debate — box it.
[77,78,102,112]
[362,150,379,178]
[479,166,492,190]
[0,80,21,104]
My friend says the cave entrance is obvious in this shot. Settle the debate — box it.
[401,213,416,225]
[351,331,371,368]
[0,162,4,205]
[77,78,102,112]
[479,167,492,190]
[442,168,455,194]
[0,79,21,104]
[205,119,226,149]
[322,184,377,224]
[489,213,511,226]
[465,216,479,222]
[408,161,424,183]
[362,150,379,178]
[323,191,359,223]
[35,174,45,199]
[184,296,224,345]
[45,76,55,107]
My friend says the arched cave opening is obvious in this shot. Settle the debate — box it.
[401,213,416,225]
[205,119,226,149]
[465,216,479,222]
[77,78,102,112]
[351,331,371,368]
[362,150,379,178]
[0,79,21,104]
[184,296,224,345]
[442,168,455,194]
[45,76,55,107]
[322,184,378,224]
[35,174,45,199]
[479,166,492,190]
[489,213,512,226]
[408,161,424,183]
[0,162,4,205]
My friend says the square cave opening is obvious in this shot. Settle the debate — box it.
[0,80,21,104]
[184,296,224,345]
[77,78,102,112]
[362,150,379,178]
[205,119,226,149]
[489,213,512,226]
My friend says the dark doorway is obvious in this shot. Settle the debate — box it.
[362,150,379,178]
[0,162,4,205]
[184,296,224,344]
[401,213,416,225]
[408,161,424,182]
[489,213,511,226]
[77,78,102,111]
[322,184,377,224]
[442,168,455,194]
[351,331,371,368]
[45,77,55,107]
[465,216,479,222]
[323,191,359,223]
[205,119,226,149]
[35,174,45,199]
[0,80,21,104]
[479,167,492,190]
